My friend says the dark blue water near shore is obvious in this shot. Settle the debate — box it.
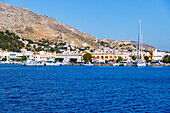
[0,64,170,112]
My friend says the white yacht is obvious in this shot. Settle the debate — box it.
[135,19,146,67]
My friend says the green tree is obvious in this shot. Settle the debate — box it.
[163,55,170,63]
[54,47,61,53]
[55,58,64,62]
[16,58,23,62]
[90,49,94,52]
[117,56,123,62]
[2,58,7,61]
[83,53,92,63]
[22,56,27,61]
[0,32,24,52]
[5,30,11,36]
[33,45,36,49]
[162,57,168,63]
[144,56,149,62]
[36,47,43,51]
[70,58,77,63]
[131,55,137,60]
[50,47,54,52]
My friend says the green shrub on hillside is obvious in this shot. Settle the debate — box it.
[0,30,24,52]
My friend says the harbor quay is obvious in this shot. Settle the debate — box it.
[0,48,169,66]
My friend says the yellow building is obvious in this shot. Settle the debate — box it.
[92,53,126,61]
[149,49,163,61]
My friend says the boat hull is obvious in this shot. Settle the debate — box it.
[24,63,37,66]
[135,63,146,67]
[54,62,61,66]
[83,64,93,66]
[113,63,119,66]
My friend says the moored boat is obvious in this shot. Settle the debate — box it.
[23,61,37,66]
[36,61,45,66]
[83,62,93,66]
[134,62,146,67]
[119,61,128,66]
[54,62,62,66]
[112,63,119,66]
[135,19,146,67]
[45,59,55,66]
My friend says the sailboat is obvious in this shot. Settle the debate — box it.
[134,19,146,67]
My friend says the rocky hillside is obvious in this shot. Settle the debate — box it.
[0,2,97,47]
[98,39,157,51]
[130,41,156,51]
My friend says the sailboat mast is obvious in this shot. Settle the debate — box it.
[137,19,141,61]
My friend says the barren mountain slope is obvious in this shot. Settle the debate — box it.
[0,2,97,47]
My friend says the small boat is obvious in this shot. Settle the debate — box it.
[45,61,55,66]
[112,63,119,66]
[83,62,93,66]
[54,62,62,66]
[62,62,68,65]
[0,61,10,64]
[36,61,45,66]
[13,61,22,64]
[45,59,56,66]
[134,62,146,67]
[23,61,37,66]
[119,61,128,66]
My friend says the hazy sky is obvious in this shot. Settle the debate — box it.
[1,0,170,51]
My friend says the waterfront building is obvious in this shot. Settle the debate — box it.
[93,57,105,64]
[92,53,126,62]
[0,51,10,61]
[119,51,132,61]
[9,52,23,59]
[149,49,164,61]
[34,51,56,61]
[0,51,25,61]
[55,53,82,63]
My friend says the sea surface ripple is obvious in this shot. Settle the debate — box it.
[0,64,170,112]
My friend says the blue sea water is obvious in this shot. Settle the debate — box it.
[0,64,170,112]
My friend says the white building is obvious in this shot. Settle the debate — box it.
[55,53,82,63]
[149,49,165,61]
[30,44,38,48]
[119,40,131,45]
